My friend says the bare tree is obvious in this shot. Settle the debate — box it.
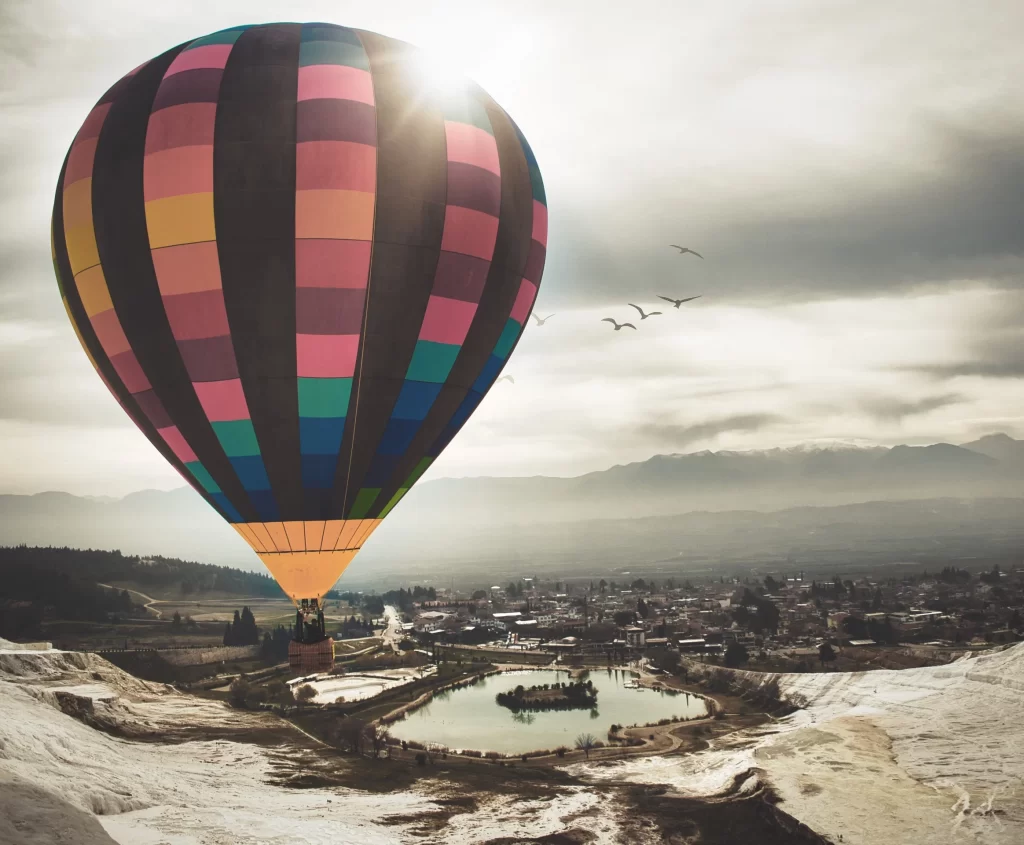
[365,723,389,759]
[333,717,367,755]
[575,732,597,759]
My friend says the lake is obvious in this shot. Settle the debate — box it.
[388,668,707,754]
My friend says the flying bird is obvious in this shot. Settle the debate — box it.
[628,303,662,320]
[670,245,704,258]
[498,375,515,383]
[657,295,702,309]
[531,312,555,326]
[601,318,636,331]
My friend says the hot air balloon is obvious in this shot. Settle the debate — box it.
[51,23,546,655]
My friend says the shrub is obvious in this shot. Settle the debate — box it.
[295,684,318,705]
[555,746,568,758]
[229,678,252,709]
[521,754,528,762]
[484,751,501,760]
[415,752,427,766]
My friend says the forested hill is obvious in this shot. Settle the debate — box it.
[0,546,284,599]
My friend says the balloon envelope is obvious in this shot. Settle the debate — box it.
[51,23,546,602]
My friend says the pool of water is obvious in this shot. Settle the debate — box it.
[388,668,707,754]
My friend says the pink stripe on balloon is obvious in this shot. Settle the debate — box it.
[76,104,112,145]
[162,290,231,340]
[165,44,233,76]
[444,122,500,175]
[144,145,213,201]
[509,278,538,325]
[296,141,376,192]
[64,138,97,187]
[159,425,197,463]
[297,64,375,105]
[296,333,358,377]
[193,378,249,422]
[151,242,223,296]
[89,309,131,356]
[295,239,371,289]
[419,295,478,345]
[531,200,548,247]
[109,350,151,393]
[440,206,499,261]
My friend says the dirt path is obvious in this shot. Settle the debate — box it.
[97,584,163,619]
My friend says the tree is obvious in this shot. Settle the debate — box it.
[334,718,367,754]
[295,684,318,706]
[222,622,233,646]
[172,610,182,627]
[471,590,487,600]
[613,610,636,628]
[637,598,650,619]
[575,732,597,759]
[724,642,749,668]
[818,642,837,667]
[229,677,254,708]
[598,579,607,594]
[763,575,779,593]
[366,724,389,758]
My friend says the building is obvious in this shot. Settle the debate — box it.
[624,626,646,648]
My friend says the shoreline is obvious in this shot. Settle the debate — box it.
[375,663,741,766]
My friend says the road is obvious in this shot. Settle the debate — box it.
[98,584,163,619]
[381,605,403,653]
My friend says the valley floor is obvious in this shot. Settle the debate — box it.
[1,637,1021,844]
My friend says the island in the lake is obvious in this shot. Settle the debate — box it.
[495,679,598,712]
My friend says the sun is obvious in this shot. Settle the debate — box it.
[407,45,476,101]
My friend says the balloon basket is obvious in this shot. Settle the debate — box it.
[288,638,335,673]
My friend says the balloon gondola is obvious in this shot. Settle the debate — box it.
[51,22,546,660]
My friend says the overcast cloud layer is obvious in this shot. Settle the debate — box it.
[2,0,1023,494]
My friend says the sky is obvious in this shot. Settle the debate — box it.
[2,0,1024,495]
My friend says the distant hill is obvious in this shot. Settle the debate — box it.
[0,434,1022,582]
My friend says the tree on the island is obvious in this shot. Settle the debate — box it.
[818,642,837,667]
[575,732,597,759]
[295,684,317,706]
[724,642,749,668]
[171,610,182,627]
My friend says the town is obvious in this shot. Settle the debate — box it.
[357,563,1024,673]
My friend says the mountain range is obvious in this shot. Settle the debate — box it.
[2,434,1022,582]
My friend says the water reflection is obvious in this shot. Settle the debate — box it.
[389,669,708,755]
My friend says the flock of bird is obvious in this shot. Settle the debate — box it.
[602,245,704,330]
[501,245,705,382]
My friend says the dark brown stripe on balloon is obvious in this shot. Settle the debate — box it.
[445,162,501,216]
[177,336,240,382]
[295,99,377,144]
[215,23,304,520]
[52,72,227,518]
[296,288,365,334]
[332,30,448,516]
[89,42,260,522]
[151,68,223,111]
[367,99,533,516]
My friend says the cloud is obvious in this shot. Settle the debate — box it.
[858,393,964,422]
[635,413,786,450]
